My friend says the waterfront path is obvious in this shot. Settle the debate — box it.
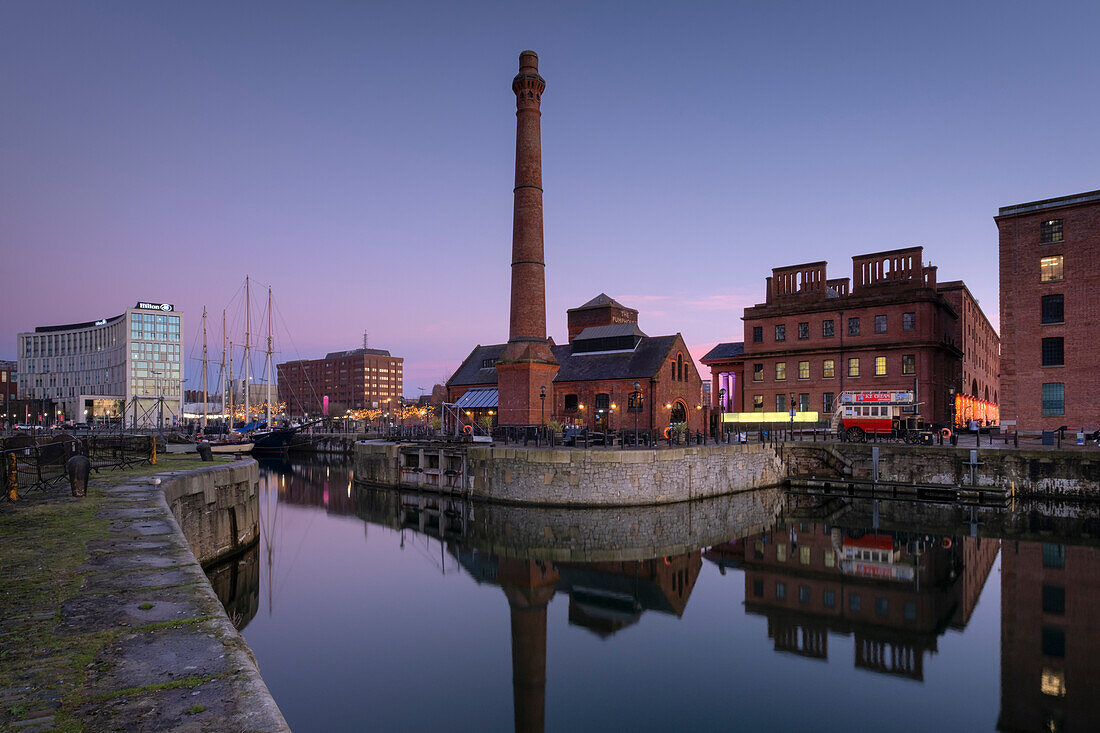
[0,455,287,732]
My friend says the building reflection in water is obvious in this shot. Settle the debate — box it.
[223,459,1100,733]
[999,540,1100,733]
[713,520,999,680]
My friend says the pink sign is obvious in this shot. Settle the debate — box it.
[323,395,329,416]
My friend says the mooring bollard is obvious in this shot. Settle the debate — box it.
[197,443,213,462]
[66,454,91,497]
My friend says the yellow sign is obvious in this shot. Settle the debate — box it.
[722,411,820,423]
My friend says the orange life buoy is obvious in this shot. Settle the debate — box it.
[663,426,672,439]
[462,424,473,435]
[941,427,952,439]
[664,556,672,566]
[941,537,952,549]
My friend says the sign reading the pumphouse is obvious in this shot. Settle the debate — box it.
[135,302,174,312]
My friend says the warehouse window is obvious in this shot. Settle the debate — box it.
[875,315,887,334]
[775,324,786,342]
[1040,256,1064,282]
[1041,294,1064,324]
[875,356,887,376]
[902,354,916,375]
[848,358,860,377]
[848,317,861,336]
[822,319,834,338]
[1040,218,1063,244]
[1041,383,1064,416]
[798,361,809,379]
[1042,338,1064,367]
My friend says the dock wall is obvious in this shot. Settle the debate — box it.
[162,459,261,565]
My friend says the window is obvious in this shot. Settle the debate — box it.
[902,312,916,331]
[875,315,887,333]
[800,546,811,565]
[1042,627,1065,657]
[824,590,836,608]
[798,322,809,340]
[1041,294,1064,324]
[628,390,644,411]
[776,582,786,600]
[1042,338,1064,367]
[849,593,861,612]
[753,363,764,382]
[875,356,887,376]
[904,602,916,621]
[775,362,786,380]
[776,544,787,562]
[480,358,496,368]
[775,324,786,342]
[1042,544,1065,569]
[823,393,834,413]
[823,360,835,378]
[1040,255,1064,282]
[752,326,763,343]
[752,579,764,597]
[676,353,684,382]
[822,319,834,338]
[875,598,889,617]
[1041,668,1067,697]
[848,358,860,377]
[823,550,835,568]
[902,354,915,375]
[799,586,811,604]
[564,394,578,411]
[1042,383,1065,415]
[776,394,787,412]
[753,394,764,411]
[798,361,809,379]
[595,393,610,411]
[1041,218,1064,244]
[799,393,809,412]
[848,317,860,336]
[1042,585,1066,615]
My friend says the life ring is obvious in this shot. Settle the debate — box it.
[941,537,952,549]
[663,426,672,439]
[664,556,672,566]
[941,427,952,439]
[462,425,473,435]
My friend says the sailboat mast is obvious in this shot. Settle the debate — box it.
[244,276,251,424]
[201,307,208,433]
[221,310,227,434]
[265,286,273,428]
[228,340,235,432]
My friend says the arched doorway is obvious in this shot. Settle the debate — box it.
[670,401,687,426]
[971,379,979,398]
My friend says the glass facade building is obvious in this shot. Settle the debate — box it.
[17,303,184,427]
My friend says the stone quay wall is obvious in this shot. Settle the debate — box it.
[797,443,1100,499]
[161,459,260,565]
[355,441,786,506]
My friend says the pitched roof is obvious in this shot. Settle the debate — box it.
[552,335,677,382]
[574,323,647,341]
[701,342,745,362]
[569,293,627,311]
[446,344,507,387]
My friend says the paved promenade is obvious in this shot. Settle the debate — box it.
[0,455,287,732]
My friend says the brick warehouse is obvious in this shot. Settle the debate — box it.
[447,294,704,435]
[277,347,403,415]
[703,247,997,427]
[996,189,1100,433]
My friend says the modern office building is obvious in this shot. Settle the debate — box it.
[17,301,184,427]
[277,348,404,415]
[997,189,1100,432]
[704,247,998,426]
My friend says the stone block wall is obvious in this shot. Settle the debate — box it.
[162,459,260,565]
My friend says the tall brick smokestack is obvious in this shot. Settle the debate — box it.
[497,50,558,426]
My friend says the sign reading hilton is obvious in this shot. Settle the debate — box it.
[136,302,173,312]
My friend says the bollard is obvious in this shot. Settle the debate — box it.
[66,454,91,497]
[197,443,213,462]
[1014,431,1019,449]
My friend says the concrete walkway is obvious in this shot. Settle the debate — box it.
[0,455,288,732]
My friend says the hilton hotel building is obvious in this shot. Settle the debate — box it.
[17,302,184,427]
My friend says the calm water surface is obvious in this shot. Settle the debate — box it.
[206,457,1099,733]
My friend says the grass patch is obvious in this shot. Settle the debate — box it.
[138,602,154,610]
[80,674,223,703]
[186,704,207,714]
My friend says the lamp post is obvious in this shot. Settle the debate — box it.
[632,380,640,448]
[789,392,796,441]
[539,385,546,427]
[718,387,726,441]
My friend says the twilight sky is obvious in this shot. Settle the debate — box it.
[2,1,1098,397]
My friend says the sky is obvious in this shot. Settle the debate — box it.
[2,0,1099,397]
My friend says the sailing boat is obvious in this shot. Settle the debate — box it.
[248,283,309,454]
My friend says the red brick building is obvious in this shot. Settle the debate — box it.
[447,294,704,434]
[277,348,403,415]
[706,246,997,427]
[0,361,17,427]
[938,281,1000,406]
[996,189,1100,433]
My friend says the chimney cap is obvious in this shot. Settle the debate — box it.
[519,50,539,71]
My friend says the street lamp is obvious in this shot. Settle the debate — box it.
[539,385,546,427]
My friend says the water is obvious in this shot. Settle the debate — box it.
[206,457,1100,732]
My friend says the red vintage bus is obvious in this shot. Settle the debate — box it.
[833,390,930,443]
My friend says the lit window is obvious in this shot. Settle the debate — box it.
[775,362,786,380]
[800,546,811,565]
[1041,219,1064,244]
[798,361,809,379]
[753,394,764,410]
[1042,383,1065,415]
[798,322,809,340]
[822,320,834,338]
[848,358,860,377]
[824,551,835,568]
[1042,338,1064,367]
[775,324,786,342]
[848,317,860,336]
[875,315,887,333]
[875,356,886,376]
[902,354,916,375]
[753,363,764,382]
[1040,255,1064,282]
[1041,294,1064,324]
[776,544,787,562]
[823,360,835,378]
[1041,668,1066,697]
